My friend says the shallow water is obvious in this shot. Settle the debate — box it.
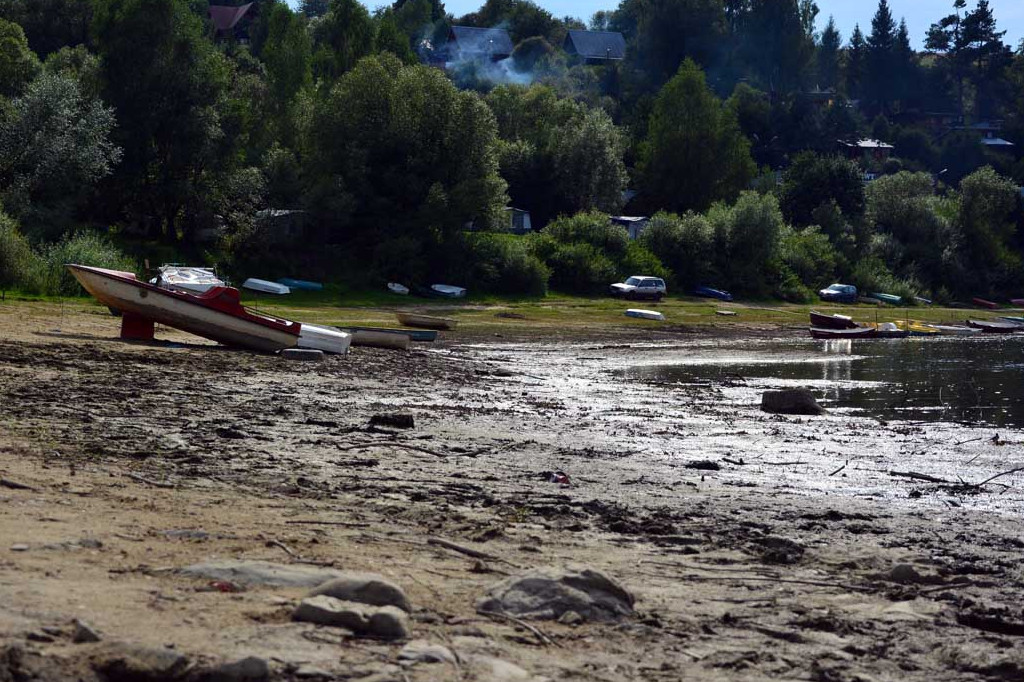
[618,336,1024,427]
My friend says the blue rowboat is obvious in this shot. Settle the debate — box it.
[868,292,902,305]
[277,278,323,291]
[694,286,733,302]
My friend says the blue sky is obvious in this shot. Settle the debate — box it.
[354,0,1024,49]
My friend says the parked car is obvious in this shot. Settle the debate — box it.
[610,276,667,301]
[818,283,858,303]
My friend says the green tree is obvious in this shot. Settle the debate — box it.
[845,24,866,98]
[0,19,41,97]
[780,153,866,228]
[0,210,40,297]
[300,0,329,18]
[640,60,755,213]
[0,0,92,60]
[92,0,231,241]
[708,191,786,294]
[486,85,627,227]
[735,0,815,93]
[639,211,716,286]
[817,16,841,90]
[0,73,121,238]
[311,0,375,82]
[865,0,896,113]
[374,9,416,64]
[459,0,562,46]
[955,166,1021,291]
[262,4,313,104]
[305,54,507,277]
[624,0,728,88]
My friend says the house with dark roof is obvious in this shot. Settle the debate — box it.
[209,3,255,42]
[447,26,514,62]
[563,30,626,63]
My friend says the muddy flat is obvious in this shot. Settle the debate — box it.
[1,301,1023,681]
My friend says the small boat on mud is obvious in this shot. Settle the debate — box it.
[297,324,352,354]
[396,312,457,330]
[809,310,858,329]
[869,322,910,339]
[388,282,410,295]
[894,320,940,337]
[343,326,438,342]
[973,297,999,309]
[930,324,981,336]
[967,319,1023,334]
[694,286,733,302]
[625,309,665,321]
[810,326,877,340]
[67,264,301,352]
[350,329,410,350]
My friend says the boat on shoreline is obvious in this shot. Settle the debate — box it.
[396,312,457,330]
[968,319,1023,334]
[810,326,877,340]
[972,297,999,309]
[342,326,438,342]
[67,264,301,352]
[809,310,858,329]
[694,286,733,302]
[625,309,665,321]
[243,278,290,295]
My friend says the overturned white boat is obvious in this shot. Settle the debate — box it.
[388,282,410,295]
[625,309,665,321]
[431,284,466,298]
[243,278,290,295]
[297,324,352,355]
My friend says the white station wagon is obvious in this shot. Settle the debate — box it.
[609,276,667,301]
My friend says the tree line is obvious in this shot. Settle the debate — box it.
[0,0,1023,301]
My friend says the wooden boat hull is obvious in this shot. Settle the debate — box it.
[350,330,410,350]
[343,326,437,342]
[396,313,457,330]
[809,310,858,329]
[930,325,981,336]
[810,327,877,340]
[1010,298,1024,306]
[67,265,300,352]
[972,297,999,309]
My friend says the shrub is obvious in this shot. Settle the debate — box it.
[466,233,549,296]
[39,230,136,296]
[0,211,41,295]
[619,241,670,281]
[639,211,715,287]
[543,211,628,259]
[546,242,617,294]
[779,226,838,290]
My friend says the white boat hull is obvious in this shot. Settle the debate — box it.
[243,278,290,295]
[388,282,410,295]
[431,284,466,298]
[68,265,300,352]
[297,324,352,355]
[625,308,665,321]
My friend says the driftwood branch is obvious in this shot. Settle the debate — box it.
[889,470,949,484]
[480,611,561,648]
[970,466,1024,488]
[427,537,496,561]
[829,461,849,477]
[284,520,370,528]
[0,478,36,491]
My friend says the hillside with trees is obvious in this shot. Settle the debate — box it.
[1,0,1023,302]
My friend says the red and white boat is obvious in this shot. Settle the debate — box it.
[67,264,302,352]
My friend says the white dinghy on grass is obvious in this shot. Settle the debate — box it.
[625,309,665,321]
[243,278,290,295]
[388,282,410,295]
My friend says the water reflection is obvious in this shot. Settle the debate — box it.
[618,337,1024,427]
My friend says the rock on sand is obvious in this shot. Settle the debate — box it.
[760,388,825,416]
[476,567,634,622]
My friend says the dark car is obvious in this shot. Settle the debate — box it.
[818,283,858,303]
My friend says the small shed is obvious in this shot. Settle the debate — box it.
[447,26,514,62]
[209,3,254,42]
[611,216,650,240]
[563,30,626,63]
[504,207,533,235]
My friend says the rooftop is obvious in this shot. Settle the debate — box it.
[564,30,627,61]
[208,3,253,32]
[447,26,514,57]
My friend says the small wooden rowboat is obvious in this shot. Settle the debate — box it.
[972,297,999,309]
[810,327,877,340]
[67,264,301,352]
[809,310,858,329]
[350,329,410,350]
[343,326,438,342]
[396,312,457,330]
[1010,298,1024,306]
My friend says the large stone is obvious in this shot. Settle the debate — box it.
[193,656,270,682]
[307,573,410,612]
[90,642,191,682]
[398,640,457,666]
[179,561,345,588]
[760,389,825,416]
[72,618,102,643]
[476,567,634,622]
[292,596,409,641]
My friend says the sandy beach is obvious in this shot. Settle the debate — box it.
[1,301,1023,681]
